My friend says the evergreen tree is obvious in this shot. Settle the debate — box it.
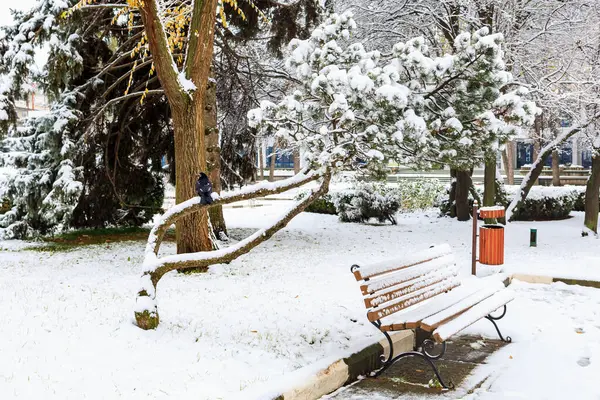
[0,0,167,238]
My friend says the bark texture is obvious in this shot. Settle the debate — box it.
[205,69,227,239]
[483,158,496,224]
[584,156,600,234]
[456,169,472,221]
[503,141,515,185]
[172,108,212,253]
[259,145,265,180]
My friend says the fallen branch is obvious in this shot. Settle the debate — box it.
[146,170,321,256]
[134,170,330,329]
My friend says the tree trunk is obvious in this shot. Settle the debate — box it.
[138,0,218,255]
[584,155,600,235]
[483,158,496,207]
[456,169,472,221]
[449,168,457,218]
[551,149,561,186]
[259,144,265,180]
[483,157,496,224]
[503,141,515,185]
[269,139,277,182]
[172,107,212,254]
[293,149,300,174]
[204,68,227,239]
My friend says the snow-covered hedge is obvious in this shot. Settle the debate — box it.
[437,184,584,221]
[509,187,576,221]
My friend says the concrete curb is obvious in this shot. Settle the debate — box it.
[510,273,600,289]
[274,331,413,400]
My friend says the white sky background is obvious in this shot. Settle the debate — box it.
[1,0,48,67]
[0,0,39,26]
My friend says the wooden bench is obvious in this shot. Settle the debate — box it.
[351,243,514,389]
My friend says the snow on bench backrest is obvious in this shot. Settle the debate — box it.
[360,254,456,295]
[363,264,458,308]
[352,243,453,281]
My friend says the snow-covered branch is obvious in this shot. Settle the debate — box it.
[134,171,331,330]
[144,170,321,258]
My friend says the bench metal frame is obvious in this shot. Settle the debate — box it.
[353,265,512,390]
[369,306,510,390]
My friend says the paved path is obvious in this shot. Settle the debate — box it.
[325,336,507,400]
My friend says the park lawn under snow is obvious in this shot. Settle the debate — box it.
[1,201,599,399]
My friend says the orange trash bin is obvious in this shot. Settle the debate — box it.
[479,225,504,265]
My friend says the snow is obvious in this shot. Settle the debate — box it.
[358,243,452,279]
[178,72,197,92]
[2,199,600,398]
[432,289,515,342]
[479,206,505,212]
[420,281,505,328]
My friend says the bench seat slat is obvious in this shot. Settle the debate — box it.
[361,254,456,295]
[379,283,485,331]
[420,282,504,331]
[432,290,515,343]
[364,265,458,308]
[367,278,461,322]
[356,244,452,280]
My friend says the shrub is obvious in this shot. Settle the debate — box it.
[334,183,400,224]
[394,179,445,212]
[570,187,600,212]
[303,194,337,215]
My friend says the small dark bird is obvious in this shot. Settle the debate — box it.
[195,172,213,204]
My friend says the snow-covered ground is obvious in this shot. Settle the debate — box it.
[1,200,599,399]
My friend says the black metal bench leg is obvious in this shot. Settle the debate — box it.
[371,322,454,390]
[485,305,512,343]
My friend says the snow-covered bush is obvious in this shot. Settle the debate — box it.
[334,182,400,224]
[0,0,168,238]
[394,178,445,211]
[437,184,581,221]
